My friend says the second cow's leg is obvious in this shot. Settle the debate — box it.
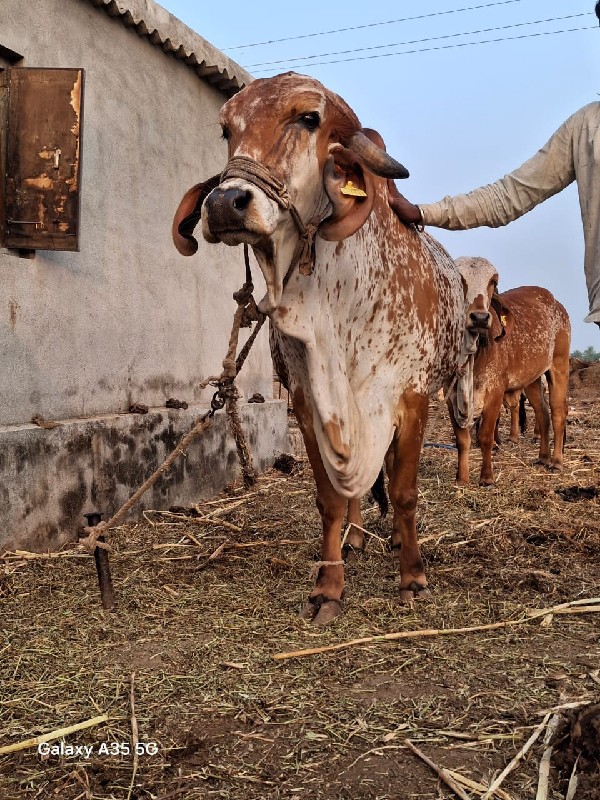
[447,399,471,486]
[343,497,365,556]
[478,390,504,485]
[388,393,430,601]
[525,378,551,465]
[505,391,521,444]
[547,340,570,471]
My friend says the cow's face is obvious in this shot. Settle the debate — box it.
[455,256,499,334]
[203,74,335,247]
[173,73,408,310]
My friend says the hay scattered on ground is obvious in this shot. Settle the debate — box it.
[1,394,599,799]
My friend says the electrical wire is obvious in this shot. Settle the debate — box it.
[224,0,532,50]
[252,24,596,73]
[243,12,589,69]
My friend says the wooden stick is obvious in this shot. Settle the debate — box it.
[197,540,230,570]
[0,714,109,755]
[1,550,91,560]
[229,538,308,549]
[273,598,600,661]
[150,511,242,533]
[94,534,116,610]
[481,714,551,800]
[565,756,579,800]
[126,673,139,800]
[404,740,472,800]
[535,714,561,800]
[445,770,513,800]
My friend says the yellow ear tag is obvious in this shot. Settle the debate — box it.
[500,314,508,327]
[340,180,367,197]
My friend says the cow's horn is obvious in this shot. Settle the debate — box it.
[347,131,409,179]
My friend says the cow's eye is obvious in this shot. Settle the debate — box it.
[299,112,320,131]
[221,125,231,141]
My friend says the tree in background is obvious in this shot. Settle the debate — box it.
[571,346,600,362]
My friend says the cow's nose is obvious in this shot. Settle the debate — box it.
[469,310,491,328]
[205,187,253,226]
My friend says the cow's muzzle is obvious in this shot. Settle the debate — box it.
[204,186,254,235]
[468,310,492,331]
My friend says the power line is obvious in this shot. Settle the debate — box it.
[224,0,531,51]
[253,24,595,73]
[243,12,588,69]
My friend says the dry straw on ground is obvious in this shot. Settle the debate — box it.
[1,389,599,799]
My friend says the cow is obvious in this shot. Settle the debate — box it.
[173,72,470,624]
[448,256,570,487]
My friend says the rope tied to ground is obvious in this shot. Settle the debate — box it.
[80,245,266,554]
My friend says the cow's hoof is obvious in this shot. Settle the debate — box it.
[299,595,342,625]
[534,458,550,467]
[454,479,469,488]
[398,582,431,603]
[342,543,364,562]
[479,480,495,488]
[548,462,563,473]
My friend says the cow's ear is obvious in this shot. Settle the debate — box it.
[490,292,514,340]
[319,147,375,241]
[173,174,222,255]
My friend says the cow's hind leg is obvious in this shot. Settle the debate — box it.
[525,378,551,466]
[343,497,365,558]
[505,390,521,444]
[293,390,345,625]
[388,393,430,602]
[547,331,570,470]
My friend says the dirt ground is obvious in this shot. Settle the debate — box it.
[1,371,599,799]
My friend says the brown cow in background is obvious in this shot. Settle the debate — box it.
[448,257,570,487]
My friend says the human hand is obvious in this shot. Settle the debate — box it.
[387,180,423,225]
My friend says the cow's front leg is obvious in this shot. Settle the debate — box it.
[478,391,503,485]
[293,390,345,625]
[389,393,430,601]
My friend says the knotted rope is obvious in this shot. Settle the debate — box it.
[221,155,328,277]
[80,246,265,554]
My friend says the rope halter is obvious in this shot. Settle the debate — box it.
[220,155,330,278]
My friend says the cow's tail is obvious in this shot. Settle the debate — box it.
[519,392,527,434]
[370,468,388,517]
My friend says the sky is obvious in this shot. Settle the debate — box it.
[160,0,600,352]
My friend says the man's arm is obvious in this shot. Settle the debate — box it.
[390,111,578,230]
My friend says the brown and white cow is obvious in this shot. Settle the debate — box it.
[173,72,469,623]
[448,256,571,487]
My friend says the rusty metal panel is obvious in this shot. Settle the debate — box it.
[4,68,84,251]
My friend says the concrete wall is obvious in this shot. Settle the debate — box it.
[0,0,288,549]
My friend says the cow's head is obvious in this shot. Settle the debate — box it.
[455,256,499,337]
[173,72,409,310]
[455,256,514,349]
